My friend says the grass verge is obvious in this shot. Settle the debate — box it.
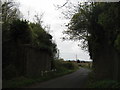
[3,68,78,88]
[86,71,120,88]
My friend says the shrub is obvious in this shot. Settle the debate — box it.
[54,60,79,72]
[3,64,18,79]
[86,71,120,88]
[88,80,120,88]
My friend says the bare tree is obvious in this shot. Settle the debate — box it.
[2,0,21,24]
[34,13,44,25]
[55,0,69,10]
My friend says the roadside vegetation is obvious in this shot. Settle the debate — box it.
[2,0,57,80]
[2,0,79,88]
[79,62,92,70]
[3,0,120,88]
[86,71,120,88]
[63,1,120,87]
[3,59,79,88]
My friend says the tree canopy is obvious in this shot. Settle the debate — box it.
[2,0,58,79]
[64,2,120,80]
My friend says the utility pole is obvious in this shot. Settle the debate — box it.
[76,54,77,61]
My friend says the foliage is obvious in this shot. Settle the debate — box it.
[87,80,120,88]
[80,63,92,69]
[63,2,120,80]
[86,71,120,88]
[2,0,20,43]
[2,1,20,24]
[29,23,53,50]
[3,64,18,79]
[3,76,36,88]
[54,60,79,72]
[2,0,58,80]
[115,34,120,51]
[3,62,78,88]
[64,2,120,54]
[10,19,32,44]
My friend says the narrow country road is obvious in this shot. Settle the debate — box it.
[26,68,91,88]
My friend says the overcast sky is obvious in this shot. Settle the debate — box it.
[17,0,92,61]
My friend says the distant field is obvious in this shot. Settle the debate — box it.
[78,62,92,68]
[65,60,92,69]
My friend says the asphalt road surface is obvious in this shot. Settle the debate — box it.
[26,68,91,88]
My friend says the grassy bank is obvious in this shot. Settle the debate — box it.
[3,60,79,88]
[86,71,120,88]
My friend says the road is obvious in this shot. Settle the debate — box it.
[26,68,91,88]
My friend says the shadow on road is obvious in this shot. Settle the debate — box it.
[25,67,91,88]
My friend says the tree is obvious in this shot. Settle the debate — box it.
[2,0,58,79]
[2,1,20,23]
[2,0,21,43]
[10,19,32,44]
[29,23,52,49]
[77,60,80,63]
[63,2,120,80]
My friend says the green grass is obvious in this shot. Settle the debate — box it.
[87,80,120,88]
[80,64,92,70]
[86,71,120,88]
[3,68,78,88]
[3,60,79,88]
[3,76,36,88]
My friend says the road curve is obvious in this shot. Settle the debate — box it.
[26,68,91,88]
